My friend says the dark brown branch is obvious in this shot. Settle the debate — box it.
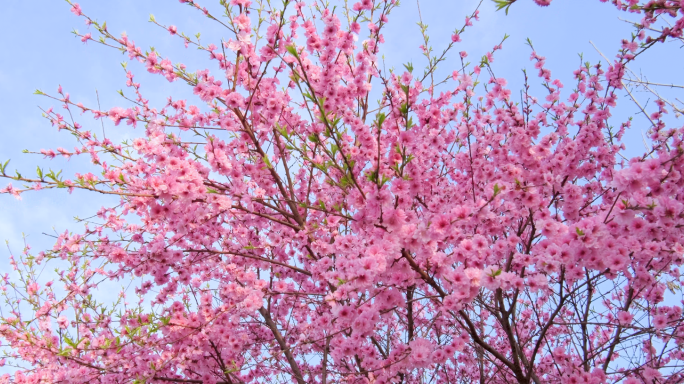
[258,307,307,384]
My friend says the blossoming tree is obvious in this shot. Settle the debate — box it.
[1,0,684,382]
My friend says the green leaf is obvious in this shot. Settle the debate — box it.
[493,183,501,197]
[376,112,386,127]
[399,103,409,116]
[492,0,515,14]
[275,124,289,139]
[289,70,301,83]
[64,336,77,348]
[262,155,273,169]
[575,227,585,236]
[286,44,298,57]
[0,159,9,175]
[493,0,507,11]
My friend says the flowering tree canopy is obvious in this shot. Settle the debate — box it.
[1,0,684,383]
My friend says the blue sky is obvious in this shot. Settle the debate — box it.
[1,0,682,274]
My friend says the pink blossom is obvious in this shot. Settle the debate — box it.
[533,0,552,6]
[1,1,683,382]
[233,14,250,30]
[653,315,668,330]
[70,3,82,16]
[617,311,633,326]
[643,367,662,381]
[56,316,69,329]
[409,338,434,367]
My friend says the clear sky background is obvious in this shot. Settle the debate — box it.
[0,0,682,287]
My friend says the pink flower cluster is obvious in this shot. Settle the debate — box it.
[1,0,684,383]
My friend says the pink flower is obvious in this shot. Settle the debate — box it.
[233,14,250,30]
[643,367,662,382]
[481,266,502,290]
[1,183,21,200]
[273,280,287,291]
[653,315,668,330]
[464,268,482,287]
[431,348,448,364]
[409,338,434,367]
[56,316,69,329]
[432,215,451,233]
[384,209,406,232]
[168,25,178,35]
[70,3,82,16]
[617,311,633,326]
[606,254,627,271]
